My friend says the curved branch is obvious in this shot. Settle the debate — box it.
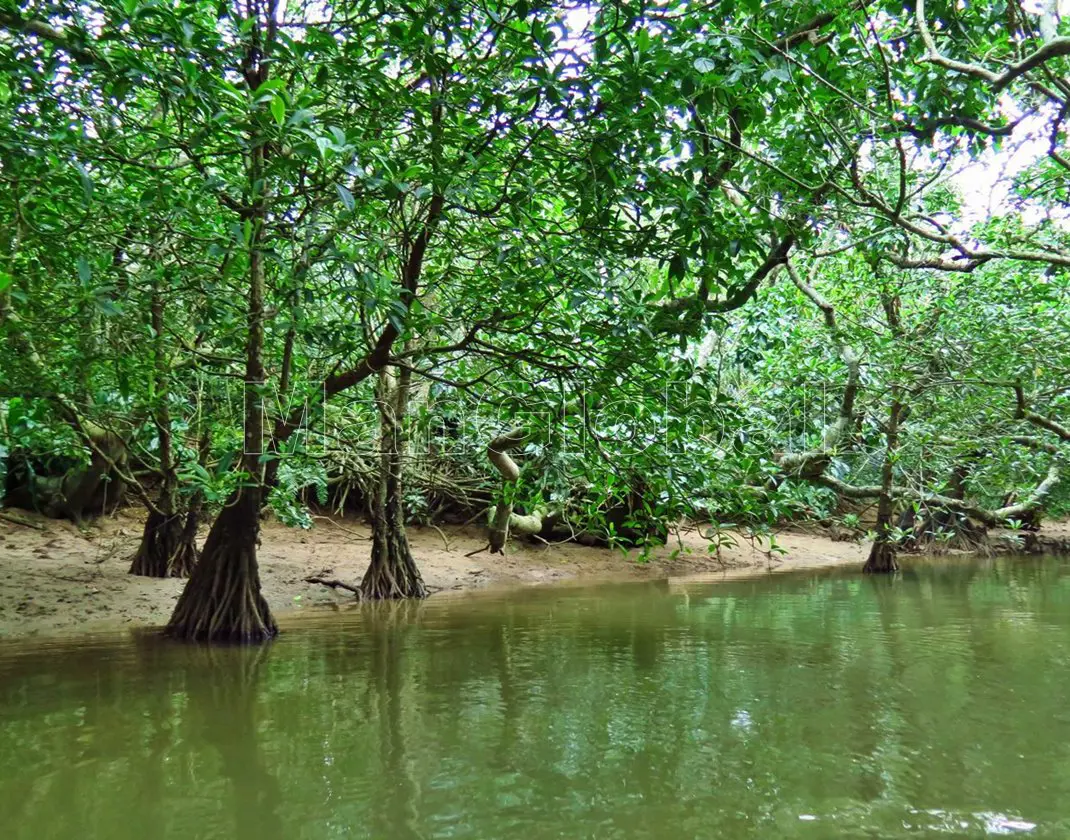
[776,261,861,475]
[916,0,1070,92]
[654,234,796,332]
[814,456,1062,528]
[486,427,543,553]
[1014,384,1070,442]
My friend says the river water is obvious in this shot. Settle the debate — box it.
[1,557,1068,838]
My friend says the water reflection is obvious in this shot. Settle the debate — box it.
[184,644,282,840]
[1,557,1070,838]
[369,602,423,840]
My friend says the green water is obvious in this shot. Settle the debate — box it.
[2,559,1070,838]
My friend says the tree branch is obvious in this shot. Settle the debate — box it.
[776,260,861,475]
[1014,384,1070,442]
[916,0,1070,91]
[0,10,99,65]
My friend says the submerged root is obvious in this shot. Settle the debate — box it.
[863,540,899,574]
[165,498,277,644]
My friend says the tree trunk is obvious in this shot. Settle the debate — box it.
[165,88,276,638]
[128,487,202,578]
[130,285,197,577]
[361,369,427,600]
[864,395,903,574]
[164,275,276,638]
[129,509,197,577]
[181,492,203,550]
[864,537,899,573]
[165,490,276,642]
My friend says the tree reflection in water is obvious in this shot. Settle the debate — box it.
[183,643,282,840]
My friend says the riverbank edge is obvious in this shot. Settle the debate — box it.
[0,508,1067,640]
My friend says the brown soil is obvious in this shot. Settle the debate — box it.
[0,506,1006,640]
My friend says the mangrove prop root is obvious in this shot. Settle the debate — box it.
[863,540,900,574]
[165,495,277,643]
[360,374,428,600]
[129,510,197,578]
[360,506,428,599]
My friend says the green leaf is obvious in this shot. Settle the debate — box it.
[77,257,92,285]
[762,66,791,84]
[287,108,315,127]
[254,79,287,94]
[0,270,11,293]
[693,57,716,74]
[668,252,687,282]
[73,161,93,203]
[95,295,122,316]
[335,183,355,210]
[270,95,286,127]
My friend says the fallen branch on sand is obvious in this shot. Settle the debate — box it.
[304,576,362,597]
[0,512,45,530]
[310,516,370,540]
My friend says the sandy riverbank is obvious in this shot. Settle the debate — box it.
[2,507,1060,639]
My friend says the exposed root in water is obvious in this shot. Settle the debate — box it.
[305,576,362,597]
[863,540,899,574]
[165,497,277,643]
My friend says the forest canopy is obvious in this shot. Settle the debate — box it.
[1,0,1068,641]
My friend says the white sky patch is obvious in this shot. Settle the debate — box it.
[1021,0,1070,14]
[951,103,1068,226]
[564,5,595,37]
